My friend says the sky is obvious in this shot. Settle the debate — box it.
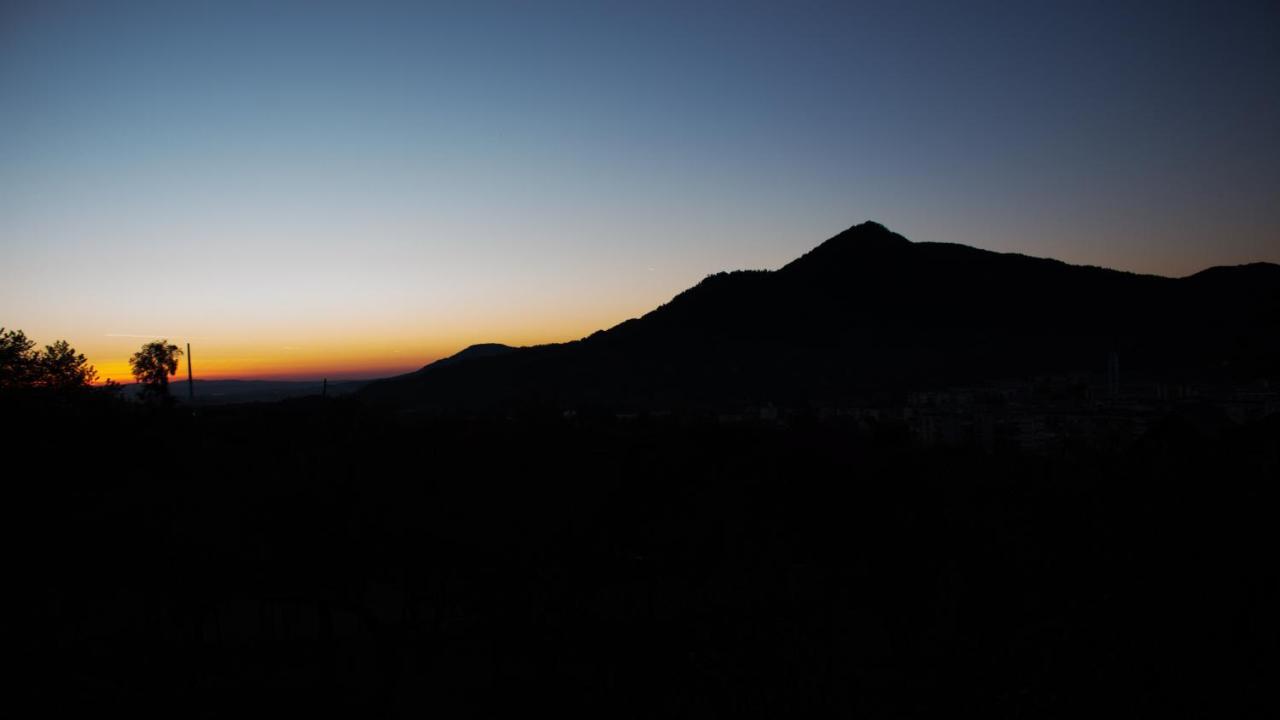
[2,1,1278,382]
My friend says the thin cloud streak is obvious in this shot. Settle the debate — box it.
[105,333,207,339]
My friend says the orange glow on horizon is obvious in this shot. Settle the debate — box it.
[92,350,455,384]
[83,322,621,384]
[91,358,424,384]
[20,279,680,386]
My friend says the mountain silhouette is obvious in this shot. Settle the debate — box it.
[412,342,518,373]
[362,222,1280,412]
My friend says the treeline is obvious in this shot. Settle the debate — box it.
[0,327,103,391]
[1,328,187,406]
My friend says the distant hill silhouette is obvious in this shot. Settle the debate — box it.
[122,378,367,405]
[413,343,518,373]
[361,222,1280,412]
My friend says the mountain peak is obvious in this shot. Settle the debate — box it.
[780,220,912,274]
[842,219,893,235]
[416,343,517,373]
[830,221,911,246]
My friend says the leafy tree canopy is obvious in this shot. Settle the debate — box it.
[1,327,101,392]
[0,327,37,389]
[129,340,182,403]
[35,340,99,389]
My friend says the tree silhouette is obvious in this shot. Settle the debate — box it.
[130,340,182,404]
[0,327,37,390]
[2,328,101,392]
[35,340,99,389]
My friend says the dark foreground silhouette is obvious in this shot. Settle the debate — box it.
[120,378,369,406]
[4,223,1277,716]
[5,395,1275,716]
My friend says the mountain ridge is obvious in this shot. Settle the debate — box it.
[361,222,1280,412]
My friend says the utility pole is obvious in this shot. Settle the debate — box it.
[187,343,194,403]
[322,377,327,398]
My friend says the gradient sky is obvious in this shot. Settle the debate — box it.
[3,1,1278,382]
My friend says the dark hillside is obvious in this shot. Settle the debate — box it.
[362,223,1280,413]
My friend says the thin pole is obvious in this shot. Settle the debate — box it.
[187,343,194,403]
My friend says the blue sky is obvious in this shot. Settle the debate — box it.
[2,1,1277,379]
